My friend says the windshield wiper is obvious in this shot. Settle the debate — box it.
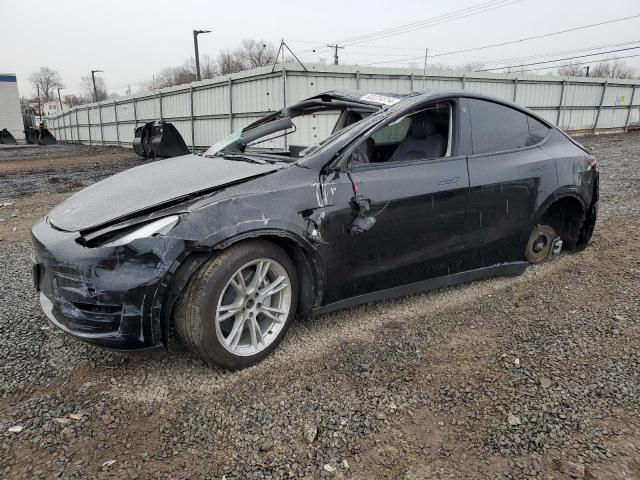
[220,153,269,165]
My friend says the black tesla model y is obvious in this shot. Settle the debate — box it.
[32,90,599,369]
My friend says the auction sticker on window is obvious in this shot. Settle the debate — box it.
[359,94,401,106]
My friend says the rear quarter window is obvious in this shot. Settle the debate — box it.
[469,99,546,155]
[527,116,550,145]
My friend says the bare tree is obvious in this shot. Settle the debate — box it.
[145,39,277,88]
[216,39,276,75]
[29,66,63,100]
[557,62,585,77]
[80,75,108,102]
[194,54,218,79]
[63,94,88,107]
[591,58,637,79]
[148,67,192,89]
[145,55,218,89]
[235,39,277,68]
[216,50,246,75]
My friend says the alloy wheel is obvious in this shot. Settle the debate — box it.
[215,258,292,356]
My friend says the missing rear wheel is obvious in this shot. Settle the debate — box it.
[525,225,557,264]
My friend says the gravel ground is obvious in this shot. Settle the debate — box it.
[0,144,117,161]
[0,134,639,479]
[0,144,148,201]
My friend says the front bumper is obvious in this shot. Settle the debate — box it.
[31,218,184,350]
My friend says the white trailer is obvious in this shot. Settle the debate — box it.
[0,73,24,142]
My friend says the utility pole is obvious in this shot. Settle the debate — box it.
[271,39,308,72]
[36,84,42,123]
[193,29,211,80]
[422,48,429,89]
[583,66,590,77]
[91,69,103,102]
[326,44,345,66]
[57,87,64,112]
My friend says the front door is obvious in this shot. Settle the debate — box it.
[319,100,470,304]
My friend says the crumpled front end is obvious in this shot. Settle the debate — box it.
[31,217,185,351]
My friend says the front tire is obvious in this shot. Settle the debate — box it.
[174,240,298,370]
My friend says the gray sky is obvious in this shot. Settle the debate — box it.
[2,0,639,99]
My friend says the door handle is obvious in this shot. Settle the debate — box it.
[437,176,460,185]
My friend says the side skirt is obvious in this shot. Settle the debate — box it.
[312,261,528,316]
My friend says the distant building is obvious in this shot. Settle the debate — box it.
[28,100,70,117]
[0,73,23,140]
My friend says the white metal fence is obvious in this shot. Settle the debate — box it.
[46,64,640,150]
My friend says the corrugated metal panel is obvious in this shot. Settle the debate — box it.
[171,119,192,147]
[88,107,100,124]
[518,82,562,107]
[118,124,134,143]
[194,118,229,146]
[598,107,630,128]
[360,76,411,94]
[564,84,602,107]
[193,84,229,116]
[90,125,102,141]
[286,74,356,104]
[78,126,89,140]
[136,97,159,120]
[233,76,282,113]
[101,104,116,123]
[45,65,640,148]
[162,91,191,118]
[560,108,597,131]
[604,85,635,106]
[117,102,134,122]
[424,78,464,92]
[289,112,339,146]
[466,80,515,102]
[102,125,117,142]
[301,74,358,100]
[528,108,557,125]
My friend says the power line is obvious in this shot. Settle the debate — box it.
[296,0,521,57]
[517,53,640,73]
[476,45,640,71]
[355,40,640,68]
[413,40,640,68]
[363,13,640,66]
[476,40,640,66]
[333,0,518,46]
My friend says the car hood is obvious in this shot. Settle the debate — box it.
[48,154,281,232]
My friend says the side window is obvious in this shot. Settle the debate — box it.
[468,99,531,154]
[527,116,550,145]
[370,117,412,144]
[351,102,451,165]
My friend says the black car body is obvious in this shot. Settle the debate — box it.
[32,90,599,364]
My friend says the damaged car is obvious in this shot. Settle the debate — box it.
[31,90,599,369]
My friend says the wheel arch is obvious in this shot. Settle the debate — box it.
[531,189,587,250]
[159,229,324,345]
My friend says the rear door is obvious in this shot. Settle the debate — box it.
[460,98,555,269]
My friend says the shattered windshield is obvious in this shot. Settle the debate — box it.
[204,129,243,156]
[200,93,401,162]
